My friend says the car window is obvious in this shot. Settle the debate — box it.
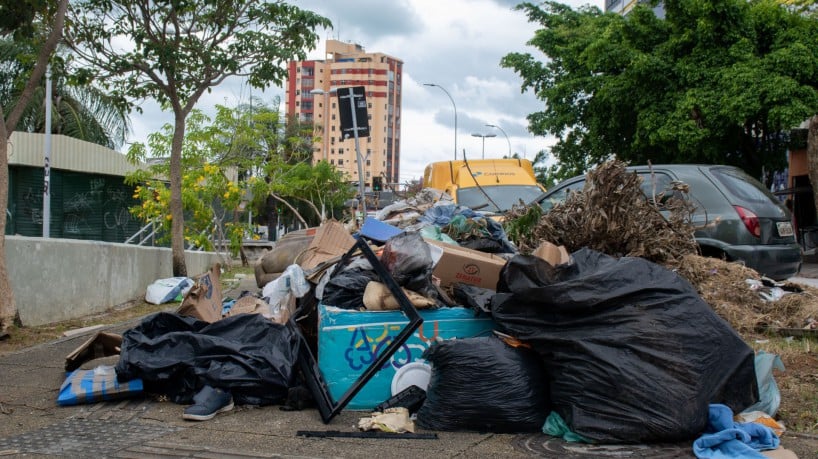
[636,172,685,205]
[710,167,776,204]
[539,180,585,212]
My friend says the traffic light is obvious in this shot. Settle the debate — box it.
[373,176,382,192]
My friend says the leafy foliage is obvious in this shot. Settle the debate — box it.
[126,102,352,254]
[65,0,331,276]
[503,0,818,181]
[0,39,130,149]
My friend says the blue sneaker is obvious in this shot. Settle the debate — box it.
[182,385,234,421]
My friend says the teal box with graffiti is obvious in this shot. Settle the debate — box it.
[317,304,495,410]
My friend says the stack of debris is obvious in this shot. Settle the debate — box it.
[57,159,809,458]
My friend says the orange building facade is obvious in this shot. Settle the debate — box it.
[285,40,403,189]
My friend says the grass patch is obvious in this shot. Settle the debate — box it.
[752,335,818,434]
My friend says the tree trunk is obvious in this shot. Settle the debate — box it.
[809,116,818,234]
[265,195,277,241]
[0,0,69,333]
[169,113,187,277]
[0,112,15,333]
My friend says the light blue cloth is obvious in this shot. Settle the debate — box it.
[693,404,779,459]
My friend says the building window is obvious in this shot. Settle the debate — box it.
[338,159,344,165]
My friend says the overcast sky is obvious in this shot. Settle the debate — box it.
[125,0,604,184]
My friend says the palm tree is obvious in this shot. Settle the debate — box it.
[0,38,130,149]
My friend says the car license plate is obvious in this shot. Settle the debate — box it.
[777,222,794,237]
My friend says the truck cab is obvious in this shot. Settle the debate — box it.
[422,159,545,213]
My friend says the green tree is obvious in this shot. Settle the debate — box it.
[502,0,818,182]
[127,102,351,255]
[127,109,247,255]
[65,0,331,276]
[0,0,67,335]
[0,40,130,149]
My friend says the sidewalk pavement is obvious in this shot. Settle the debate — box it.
[1,269,817,458]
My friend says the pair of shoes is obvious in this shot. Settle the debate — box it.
[182,385,234,421]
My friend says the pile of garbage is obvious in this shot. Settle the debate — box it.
[55,160,808,457]
[505,160,818,335]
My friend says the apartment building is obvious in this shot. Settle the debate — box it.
[285,40,403,189]
[605,0,665,17]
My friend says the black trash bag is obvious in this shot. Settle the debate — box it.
[115,312,300,406]
[416,335,550,433]
[380,231,437,298]
[490,248,758,444]
[321,257,379,309]
[451,282,495,313]
[459,236,507,254]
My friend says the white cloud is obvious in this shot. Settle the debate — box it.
[124,0,604,183]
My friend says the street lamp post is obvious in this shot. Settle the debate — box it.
[423,83,457,161]
[309,88,337,161]
[471,133,497,159]
[486,124,511,157]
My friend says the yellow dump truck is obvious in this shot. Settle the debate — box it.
[422,159,545,213]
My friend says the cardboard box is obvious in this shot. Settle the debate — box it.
[57,366,143,406]
[424,239,508,290]
[177,263,223,323]
[532,241,571,266]
[318,305,495,409]
[64,331,122,372]
[297,221,356,272]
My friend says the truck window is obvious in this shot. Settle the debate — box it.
[458,185,544,213]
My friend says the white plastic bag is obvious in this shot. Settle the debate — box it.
[145,277,194,304]
[261,264,309,323]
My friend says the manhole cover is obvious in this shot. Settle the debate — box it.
[0,418,178,457]
[514,433,695,458]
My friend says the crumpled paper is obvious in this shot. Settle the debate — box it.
[357,407,415,433]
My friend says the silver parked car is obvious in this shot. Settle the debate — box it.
[535,164,802,280]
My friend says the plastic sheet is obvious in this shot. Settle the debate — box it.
[415,335,550,433]
[261,264,310,322]
[742,351,785,417]
[491,248,758,443]
[115,312,300,405]
[419,205,515,253]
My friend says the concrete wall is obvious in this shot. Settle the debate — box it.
[6,236,219,326]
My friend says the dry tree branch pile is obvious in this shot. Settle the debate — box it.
[507,160,698,264]
[504,160,818,335]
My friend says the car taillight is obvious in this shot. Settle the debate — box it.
[734,205,761,237]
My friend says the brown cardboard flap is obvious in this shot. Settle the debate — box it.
[532,241,570,266]
[297,221,356,272]
[64,331,123,372]
[177,262,223,322]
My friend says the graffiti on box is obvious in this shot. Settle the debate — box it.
[343,322,440,371]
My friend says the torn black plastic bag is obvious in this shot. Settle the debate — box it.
[115,312,300,406]
[380,232,437,299]
[415,335,550,433]
[321,257,379,310]
[490,248,758,444]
